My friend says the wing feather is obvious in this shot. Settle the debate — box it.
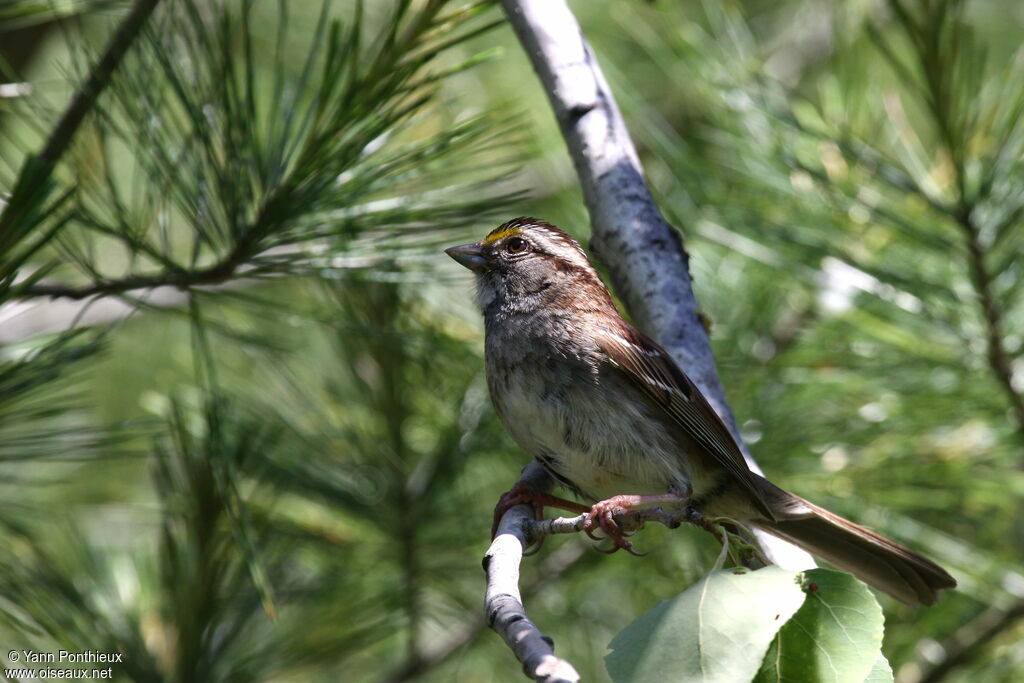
[597,324,775,521]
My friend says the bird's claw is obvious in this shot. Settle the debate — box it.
[491,484,590,555]
[583,496,645,556]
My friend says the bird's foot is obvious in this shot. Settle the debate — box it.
[684,506,768,568]
[583,493,688,556]
[683,505,715,532]
[492,484,590,554]
[583,496,643,556]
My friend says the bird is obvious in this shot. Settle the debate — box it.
[445,216,956,605]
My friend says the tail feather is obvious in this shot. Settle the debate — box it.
[751,480,956,606]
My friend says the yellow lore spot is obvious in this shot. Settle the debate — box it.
[482,226,523,245]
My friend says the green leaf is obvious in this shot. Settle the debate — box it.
[606,566,806,683]
[863,652,894,683]
[754,569,886,683]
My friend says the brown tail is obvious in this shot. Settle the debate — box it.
[751,479,956,605]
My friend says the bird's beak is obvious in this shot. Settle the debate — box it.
[444,243,491,272]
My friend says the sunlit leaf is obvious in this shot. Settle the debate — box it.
[606,567,806,683]
[754,569,885,683]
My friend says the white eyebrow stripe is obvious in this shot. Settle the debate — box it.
[534,226,588,258]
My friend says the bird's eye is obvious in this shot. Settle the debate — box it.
[506,237,529,254]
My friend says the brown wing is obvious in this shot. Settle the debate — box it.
[597,323,776,521]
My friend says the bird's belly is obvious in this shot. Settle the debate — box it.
[494,368,695,502]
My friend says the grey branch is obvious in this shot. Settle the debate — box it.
[484,466,581,683]
[499,0,813,570]
[482,462,775,682]
[387,543,586,682]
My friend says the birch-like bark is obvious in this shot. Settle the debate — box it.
[482,464,773,681]
[483,463,581,683]
[499,0,813,570]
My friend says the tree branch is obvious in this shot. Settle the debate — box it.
[386,543,587,682]
[18,262,238,300]
[498,0,813,569]
[483,463,581,683]
[912,599,1024,683]
[957,209,1024,447]
[0,0,162,241]
[482,463,772,682]
[17,197,271,301]
[36,0,162,169]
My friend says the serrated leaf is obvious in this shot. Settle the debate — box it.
[754,568,885,683]
[606,566,806,683]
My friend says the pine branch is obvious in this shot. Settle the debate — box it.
[0,0,160,216]
[18,267,230,300]
[17,220,263,300]
[0,0,161,267]
[37,0,162,169]
[886,0,1024,450]
[498,0,813,570]
[957,209,1024,446]
[913,599,1024,683]
[9,1,514,304]
[880,5,1024,673]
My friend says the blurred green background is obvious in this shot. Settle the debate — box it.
[0,0,1022,681]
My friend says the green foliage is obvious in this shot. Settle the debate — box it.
[755,569,887,683]
[864,654,896,683]
[0,0,527,680]
[2,0,518,299]
[606,566,807,683]
[607,568,891,683]
[575,2,1024,677]
[0,0,122,32]
[1,0,1023,681]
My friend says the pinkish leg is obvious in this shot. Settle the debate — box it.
[583,493,688,556]
[492,484,590,539]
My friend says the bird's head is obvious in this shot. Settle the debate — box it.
[445,217,612,314]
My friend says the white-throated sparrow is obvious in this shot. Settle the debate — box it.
[446,217,955,605]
